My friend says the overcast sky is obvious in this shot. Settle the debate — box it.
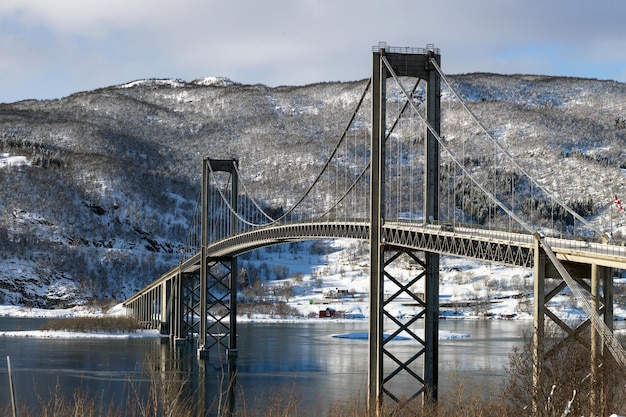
[1,0,626,103]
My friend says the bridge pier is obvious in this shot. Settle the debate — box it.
[198,158,239,361]
[170,270,186,344]
[369,43,441,415]
[533,234,614,414]
[197,159,239,416]
[532,235,546,415]
[179,270,201,341]
[590,263,611,416]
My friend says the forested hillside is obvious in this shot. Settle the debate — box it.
[1,73,626,306]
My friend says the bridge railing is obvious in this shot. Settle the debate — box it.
[392,220,626,260]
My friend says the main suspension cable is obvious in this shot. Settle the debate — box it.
[429,59,603,237]
[206,162,266,228]
[382,56,534,234]
[272,78,372,223]
[233,163,276,224]
[206,78,373,227]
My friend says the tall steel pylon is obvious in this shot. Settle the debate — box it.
[369,43,441,414]
[199,158,239,416]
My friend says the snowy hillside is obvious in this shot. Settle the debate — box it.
[1,73,626,306]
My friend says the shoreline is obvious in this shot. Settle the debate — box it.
[0,329,166,339]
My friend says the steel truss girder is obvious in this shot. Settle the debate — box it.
[124,226,626,310]
[206,222,535,268]
[384,228,534,268]
[180,272,201,339]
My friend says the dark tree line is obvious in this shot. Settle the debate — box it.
[450,169,595,228]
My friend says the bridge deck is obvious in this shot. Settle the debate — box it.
[124,221,626,306]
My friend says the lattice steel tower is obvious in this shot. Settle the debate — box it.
[369,42,441,414]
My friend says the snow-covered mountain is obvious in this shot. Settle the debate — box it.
[1,73,626,307]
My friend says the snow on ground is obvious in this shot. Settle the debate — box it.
[268,239,540,322]
[0,302,162,338]
[1,305,97,318]
[0,153,29,168]
[0,302,125,318]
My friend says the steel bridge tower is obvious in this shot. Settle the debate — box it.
[199,158,239,416]
[198,158,239,361]
[369,43,441,414]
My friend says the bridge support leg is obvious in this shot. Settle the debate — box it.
[368,44,385,417]
[197,258,238,357]
[533,233,615,415]
[423,251,439,403]
[179,271,200,341]
[591,264,612,417]
[369,43,441,415]
[171,270,186,344]
[532,234,546,414]
[370,248,441,413]
[591,265,601,417]
[365,243,444,416]
[227,258,238,417]
[159,280,168,334]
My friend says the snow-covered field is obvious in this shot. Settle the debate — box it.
[0,302,166,338]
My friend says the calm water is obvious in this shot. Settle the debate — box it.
[0,318,531,414]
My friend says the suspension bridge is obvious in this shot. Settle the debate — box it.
[123,43,626,415]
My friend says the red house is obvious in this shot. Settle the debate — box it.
[319,307,336,318]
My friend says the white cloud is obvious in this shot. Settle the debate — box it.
[1,0,626,102]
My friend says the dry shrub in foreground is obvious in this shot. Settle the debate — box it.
[5,358,200,417]
[502,327,626,417]
[238,384,301,417]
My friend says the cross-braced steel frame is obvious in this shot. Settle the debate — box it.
[202,258,237,353]
[369,43,441,415]
[197,158,239,361]
[198,158,239,416]
[533,235,614,416]
[179,271,201,340]
[380,247,430,404]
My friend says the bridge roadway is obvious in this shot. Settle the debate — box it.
[124,221,626,306]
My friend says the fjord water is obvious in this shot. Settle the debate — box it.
[0,318,530,414]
